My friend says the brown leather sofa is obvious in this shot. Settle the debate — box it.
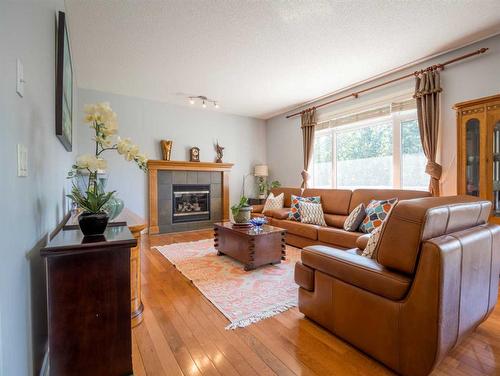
[252,187,431,249]
[294,196,500,376]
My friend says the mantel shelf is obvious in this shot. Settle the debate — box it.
[147,160,234,172]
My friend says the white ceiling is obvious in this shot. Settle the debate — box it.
[65,0,500,119]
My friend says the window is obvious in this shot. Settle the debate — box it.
[312,101,428,191]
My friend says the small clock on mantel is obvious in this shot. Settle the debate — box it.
[189,147,200,162]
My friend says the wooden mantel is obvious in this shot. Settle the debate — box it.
[147,160,234,234]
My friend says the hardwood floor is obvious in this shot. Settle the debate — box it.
[133,230,500,376]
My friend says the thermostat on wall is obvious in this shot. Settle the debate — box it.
[17,144,28,177]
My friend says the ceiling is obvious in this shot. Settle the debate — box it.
[65,0,500,119]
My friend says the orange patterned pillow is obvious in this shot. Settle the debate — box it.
[359,198,397,233]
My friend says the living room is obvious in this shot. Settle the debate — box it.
[1,1,500,376]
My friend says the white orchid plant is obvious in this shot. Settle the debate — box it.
[67,102,148,214]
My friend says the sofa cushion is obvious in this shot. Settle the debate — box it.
[302,245,412,300]
[361,226,382,258]
[251,204,264,213]
[272,219,318,240]
[359,198,397,233]
[324,214,347,228]
[251,212,265,218]
[262,192,284,214]
[344,203,366,232]
[302,188,352,215]
[356,234,371,250]
[270,187,302,208]
[317,227,362,249]
[265,207,290,219]
[300,201,327,226]
[289,195,320,221]
[376,196,490,275]
[349,189,430,213]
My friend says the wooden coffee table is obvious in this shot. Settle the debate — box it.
[213,222,287,271]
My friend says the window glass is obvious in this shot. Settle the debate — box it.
[312,131,332,188]
[311,105,428,191]
[401,119,428,190]
[336,121,393,189]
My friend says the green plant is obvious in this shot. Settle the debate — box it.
[67,185,116,214]
[257,179,281,195]
[231,195,249,216]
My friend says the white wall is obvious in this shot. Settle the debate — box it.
[77,89,267,219]
[266,34,500,194]
[0,1,78,375]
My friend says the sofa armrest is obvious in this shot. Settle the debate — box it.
[264,208,290,219]
[295,262,314,291]
[356,233,371,250]
[302,245,411,300]
[251,204,264,213]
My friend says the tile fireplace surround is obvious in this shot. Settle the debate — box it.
[148,160,233,234]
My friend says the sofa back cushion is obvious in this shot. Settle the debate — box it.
[349,189,430,213]
[270,187,302,208]
[302,188,352,215]
[376,196,491,275]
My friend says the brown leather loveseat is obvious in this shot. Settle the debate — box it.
[252,187,431,249]
[294,196,500,376]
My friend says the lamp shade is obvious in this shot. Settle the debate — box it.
[254,165,268,177]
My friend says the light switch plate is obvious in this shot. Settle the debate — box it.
[17,144,28,177]
[16,58,24,97]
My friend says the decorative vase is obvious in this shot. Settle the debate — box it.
[258,193,266,199]
[78,212,109,236]
[161,140,173,161]
[103,196,125,220]
[233,206,252,223]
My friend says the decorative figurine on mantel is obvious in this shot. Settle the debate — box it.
[215,140,224,163]
[160,140,172,161]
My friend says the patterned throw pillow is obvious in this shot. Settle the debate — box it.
[361,225,382,258]
[288,195,321,221]
[299,201,327,226]
[262,192,284,214]
[359,198,398,234]
[343,203,366,232]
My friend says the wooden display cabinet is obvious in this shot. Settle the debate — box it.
[454,94,500,224]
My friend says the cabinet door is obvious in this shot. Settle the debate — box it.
[487,104,500,222]
[460,116,482,196]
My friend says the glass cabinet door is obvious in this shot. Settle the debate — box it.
[465,118,480,196]
[492,121,500,217]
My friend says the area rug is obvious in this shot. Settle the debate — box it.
[154,239,299,329]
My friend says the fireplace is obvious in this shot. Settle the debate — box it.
[172,184,210,223]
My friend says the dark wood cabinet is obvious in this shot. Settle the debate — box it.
[41,226,137,376]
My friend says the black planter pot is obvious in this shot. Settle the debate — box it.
[78,212,109,236]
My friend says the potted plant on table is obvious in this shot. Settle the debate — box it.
[231,196,252,224]
[67,102,148,236]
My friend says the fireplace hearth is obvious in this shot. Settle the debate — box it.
[172,184,210,223]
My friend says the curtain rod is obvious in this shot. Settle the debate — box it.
[285,47,489,119]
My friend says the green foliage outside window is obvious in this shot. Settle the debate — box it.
[314,119,422,163]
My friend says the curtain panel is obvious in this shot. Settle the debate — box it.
[301,109,317,188]
[414,70,443,196]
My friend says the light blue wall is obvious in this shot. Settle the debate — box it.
[266,34,500,194]
[77,89,267,218]
[0,1,78,375]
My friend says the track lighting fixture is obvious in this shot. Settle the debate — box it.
[187,95,219,109]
